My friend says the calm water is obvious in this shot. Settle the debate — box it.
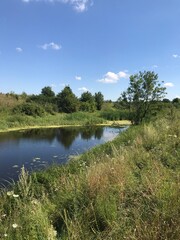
[0,126,126,185]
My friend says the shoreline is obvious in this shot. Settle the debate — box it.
[0,120,131,133]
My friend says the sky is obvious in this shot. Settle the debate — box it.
[0,0,180,100]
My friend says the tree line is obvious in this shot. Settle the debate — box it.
[7,71,180,125]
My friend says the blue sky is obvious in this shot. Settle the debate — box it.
[0,0,180,100]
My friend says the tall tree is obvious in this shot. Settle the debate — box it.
[80,91,96,112]
[41,86,55,98]
[95,92,104,110]
[119,71,166,124]
[57,86,79,113]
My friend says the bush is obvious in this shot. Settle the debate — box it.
[100,110,132,121]
[13,103,45,117]
[79,102,96,112]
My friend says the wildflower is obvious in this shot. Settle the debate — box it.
[13,194,19,198]
[4,233,8,237]
[31,199,38,205]
[12,223,18,228]
[7,191,14,196]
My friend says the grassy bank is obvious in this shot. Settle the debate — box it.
[0,113,179,239]
[0,111,131,132]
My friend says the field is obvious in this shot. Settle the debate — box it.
[0,111,179,239]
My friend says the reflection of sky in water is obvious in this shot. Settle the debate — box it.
[0,126,126,186]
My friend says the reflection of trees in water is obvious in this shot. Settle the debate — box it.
[0,129,56,145]
[80,127,104,140]
[56,127,104,148]
[0,126,105,148]
[21,129,55,143]
[94,127,104,140]
[56,128,80,149]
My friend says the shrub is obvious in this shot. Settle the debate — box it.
[13,103,45,117]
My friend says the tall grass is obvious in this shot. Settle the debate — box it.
[0,111,107,131]
[0,111,179,239]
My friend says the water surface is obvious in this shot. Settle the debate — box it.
[0,126,126,185]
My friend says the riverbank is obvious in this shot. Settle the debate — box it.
[0,115,179,239]
[0,111,131,133]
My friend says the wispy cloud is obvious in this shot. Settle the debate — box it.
[21,0,93,13]
[39,42,61,50]
[51,83,56,88]
[172,54,180,58]
[152,65,158,68]
[98,71,129,84]
[16,47,23,53]
[78,87,88,92]
[164,82,174,87]
[75,76,82,81]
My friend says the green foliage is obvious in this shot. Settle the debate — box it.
[80,91,94,103]
[57,86,79,113]
[13,103,45,117]
[100,109,132,121]
[80,91,96,112]
[95,92,104,110]
[118,71,166,124]
[41,86,55,98]
[79,102,96,112]
[0,111,179,239]
[172,97,180,108]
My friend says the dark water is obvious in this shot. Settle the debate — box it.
[0,126,126,185]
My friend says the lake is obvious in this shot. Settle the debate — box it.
[0,126,126,186]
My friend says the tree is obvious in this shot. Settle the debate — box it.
[119,71,166,124]
[57,86,79,113]
[41,86,55,98]
[95,92,104,110]
[79,91,96,112]
[172,97,180,108]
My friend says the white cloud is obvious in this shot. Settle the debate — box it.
[75,76,82,81]
[98,71,129,84]
[51,84,56,88]
[164,82,174,87]
[172,54,180,58]
[152,65,158,68]
[21,0,93,13]
[78,87,88,92]
[16,47,23,53]
[39,42,61,50]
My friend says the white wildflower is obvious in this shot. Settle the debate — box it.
[13,194,19,198]
[12,223,18,228]
[7,191,14,196]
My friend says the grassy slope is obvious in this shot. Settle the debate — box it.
[0,111,131,132]
[0,113,179,239]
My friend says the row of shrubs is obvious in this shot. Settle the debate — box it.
[12,103,58,117]
[100,109,133,121]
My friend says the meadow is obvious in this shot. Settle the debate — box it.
[0,110,179,239]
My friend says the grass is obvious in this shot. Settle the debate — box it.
[0,111,179,239]
[0,111,131,132]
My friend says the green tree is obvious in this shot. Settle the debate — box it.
[80,91,96,112]
[172,97,180,108]
[95,92,104,110]
[41,86,55,98]
[119,71,166,124]
[57,86,79,113]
